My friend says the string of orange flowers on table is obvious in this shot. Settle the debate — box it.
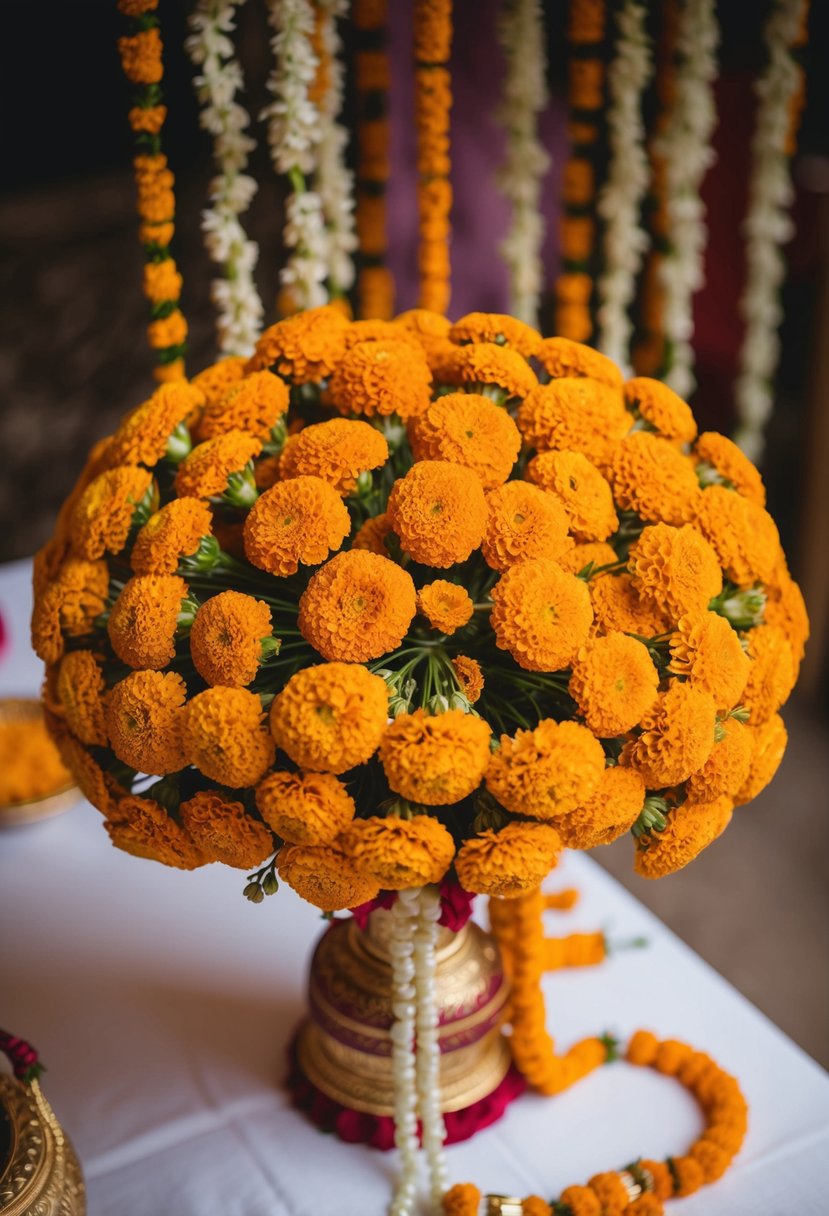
[115,0,188,381]
[413,0,454,314]
[553,0,607,343]
[353,0,395,319]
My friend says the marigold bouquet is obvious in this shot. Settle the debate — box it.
[32,306,808,909]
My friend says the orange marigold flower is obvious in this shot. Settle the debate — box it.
[386,461,488,568]
[247,305,350,380]
[417,580,473,634]
[553,766,645,849]
[52,729,119,817]
[378,709,491,805]
[269,662,389,774]
[182,686,275,787]
[442,1183,483,1216]
[179,791,274,868]
[243,475,350,576]
[487,719,605,820]
[516,379,630,468]
[31,558,110,663]
[527,450,618,541]
[344,319,422,349]
[557,541,618,577]
[256,770,355,845]
[569,633,659,737]
[435,342,537,399]
[195,370,289,443]
[694,432,766,505]
[327,339,432,420]
[482,481,570,571]
[105,669,188,774]
[628,523,722,621]
[118,28,163,84]
[694,485,782,587]
[609,432,702,525]
[634,796,733,878]
[455,822,562,898]
[535,337,624,392]
[190,591,274,687]
[765,565,809,663]
[734,712,787,804]
[452,655,484,703]
[341,814,456,888]
[107,574,187,670]
[278,839,380,911]
[278,417,389,494]
[394,309,452,366]
[142,258,182,303]
[352,511,394,555]
[624,377,697,444]
[191,356,247,408]
[622,683,717,787]
[686,719,753,801]
[555,1186,600,1216]
[490,560,593,672]
[131,497,213,575]
[174,431,262,499]
[448,312,542,357]
[56,650,107,747]
[299,550,416,662]
[147,311,188,350]
[408,392,521,489]
[106,796,206,870]
[741,624,797,724]
[668,612,750,710]
[70,466,156,560]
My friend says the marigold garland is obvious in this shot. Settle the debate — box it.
[353,0,394,318]
[413,0,454,313]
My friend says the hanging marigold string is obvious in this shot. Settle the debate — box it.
[554,0,608,344]
[413,0,454,314]
[353,0,395,318]
[116,0,188,381]
[734,0,810,462]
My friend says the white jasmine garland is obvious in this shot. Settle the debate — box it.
[495,0,550,328]
[655,0,719,399]
[734,0,807,462]
[315,0,357,296]
[414,886,448,1214]
[389,888,421,1216]
[596,0,654,373]
[187,0,264,357]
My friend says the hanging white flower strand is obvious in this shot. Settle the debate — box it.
[734,0,808,462]
[414,886,448,1214]
[186,0,264,357]
[315,0,357,298]
[262,0,329,310]
[596,0,654,373]
[495,0,550,328]
[654,0,720,399]
[389,888,421,1216]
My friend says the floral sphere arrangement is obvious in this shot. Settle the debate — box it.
[32,305,807,904]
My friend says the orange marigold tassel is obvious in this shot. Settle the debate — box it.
[413,0,453,313]
[353,0,395,318]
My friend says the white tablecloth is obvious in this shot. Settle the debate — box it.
[2,557,829,1215]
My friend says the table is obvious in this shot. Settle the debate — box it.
[2,557,829,1215]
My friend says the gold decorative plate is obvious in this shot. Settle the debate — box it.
[0,1075,86,1216]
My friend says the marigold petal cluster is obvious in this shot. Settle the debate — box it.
[416,580,473,634]
[107,574,186,670]
[248,305,350,381]
[534,337,624,391]
[269,662,389,774]
[196,370,289,442]
[624,377,697,444]
[52,730,120,818]
[482,481,570,572]
[487,718,605,820]
[106,382,203,467]
[527,450,618,542]
[516,378,630,468]
[0,713,73,806]
[741,624,797,724]
[455,822,561,898]
[609,433,702,526]
[408,392,521,489]
[190,591,274,687]
[327,339,432,420]
[278,839,380,911]
[448,312,541,357]
[634,797,733,878]
[106,795,206,870]
[668,612,750,710]
[174,431,262,499]
[105,669,189,775]
[55,650,108,747]
[182,687,275,787]
[70,466,155,560]
[191,356,247,407]
[451,655,484,703]
[256,770,355,846]
[553,766,645,850]
[378,709,491,805]
[694,485,781,587]
[279,418,389,495]
[387,461,487,568]
[436,342,537,399]
[244,475,350,576]
[180,791,274,869]
[734,713,787,804]
[557,542,618,577]
[628,524,722,621]
[588,571,672,640]
[687,719,753,802]
[341,814,456,888]
[490,560,593,672]
[764,566,809,663]
[31,558,110,663]
[569,633,659,737]
[623,683,718,788]
[694,432,766,505]
[131,497,213,575]
[351,511,394,556]
[299,550,416,662]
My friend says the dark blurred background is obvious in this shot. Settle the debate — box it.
[1,1,828,1063]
